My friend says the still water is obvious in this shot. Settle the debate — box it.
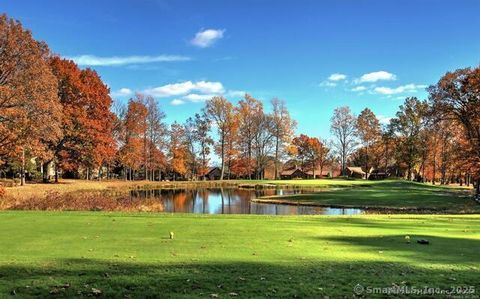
[128,188,364,215]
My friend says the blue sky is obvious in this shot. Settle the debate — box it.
[3,0,480,138]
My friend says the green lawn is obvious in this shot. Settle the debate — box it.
[0,212,479,298]
[256,180,477,213]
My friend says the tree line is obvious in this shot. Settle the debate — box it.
[0,14,479,196]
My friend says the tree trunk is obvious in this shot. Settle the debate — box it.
[274,137,279,180]
[220,135,225,180]
[20,147,25,186]
[42,162,49,183]
[365,145,368,180]
[54,164,59,183]
[476,178,480,197]
[407,163,412,181]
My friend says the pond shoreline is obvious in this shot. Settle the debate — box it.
[251,198,479,214]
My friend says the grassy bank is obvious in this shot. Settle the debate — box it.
[256,180,478,213]
[0,212,478,298]
[4,178,467,198]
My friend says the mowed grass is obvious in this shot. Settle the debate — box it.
[0,212,479,298]
[258,180,478,212]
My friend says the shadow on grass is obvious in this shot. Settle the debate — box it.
[316,234,480,265]
[1,259,479,298]
[320,216,480,230]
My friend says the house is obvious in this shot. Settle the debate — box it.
[280,168,308,179]
[304,166,342,179]
[204,167,237,180]
[279,164,342,180]
[368,169,389,180]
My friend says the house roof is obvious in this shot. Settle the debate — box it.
[304,169,331,176]
[280,168,304,176]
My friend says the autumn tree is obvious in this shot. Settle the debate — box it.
[356,108,381,175]
[223,114,240,179]
[0,15,62,185]
[271,98,297,179]
[290,134,324,177]
[49,57,116,181]
[144,94,167,180]
[78,68,116,179]
[236,94,263,178]
[330,106,357,176]
[390,97,429,180]
[317,138,331,176]
[185,113,213,180]
[379,124,397,174]
[428,67,480,195]
[253,113,274,179]
[169,122,187,180]
[205,96,236,180]
[184,117,198,179]
[118,96,148,180]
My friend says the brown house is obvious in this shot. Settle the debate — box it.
[280,168,308,179]
[280,164,341,180]
[204,167,237,180]
[305,167,341,179]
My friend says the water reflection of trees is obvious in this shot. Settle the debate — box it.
[128,188,364,215]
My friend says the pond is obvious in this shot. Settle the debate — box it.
[127,188,365,215]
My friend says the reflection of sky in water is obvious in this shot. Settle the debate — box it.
[129,188,364,216]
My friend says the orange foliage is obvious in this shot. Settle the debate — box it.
[0,15,62,163]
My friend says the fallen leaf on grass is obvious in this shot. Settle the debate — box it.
[91,288,102,296]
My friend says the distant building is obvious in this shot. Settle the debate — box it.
[280,165,341,180]
[204,167,237,180]
[280,168,308,179]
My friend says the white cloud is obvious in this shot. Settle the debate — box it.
[68,54,191,66]
[191,29,225,48]
[146,81,195,97]
[183,93,215,103]
[144,81,225,98]
[351,86,367,92]
[374,84,427,95]
[319,81,337,87]
[328,73,347,81]
[143,80,244,106]
[357,71,396,83]
[194,81,225,94]
[170,99,186,106]
[111,88,133,97]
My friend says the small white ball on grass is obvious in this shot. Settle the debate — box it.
[170,232,174,239]
[405,235,410,243]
